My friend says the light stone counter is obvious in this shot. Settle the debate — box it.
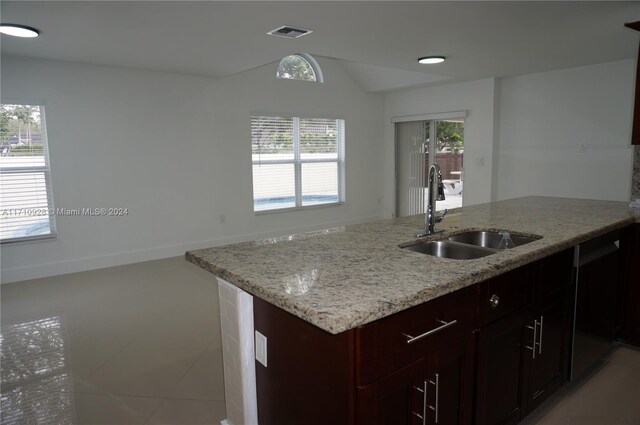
[186,197,639,334]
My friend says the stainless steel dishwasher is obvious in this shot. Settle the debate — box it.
[570,230,622,381]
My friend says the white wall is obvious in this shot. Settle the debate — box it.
[383,78,498,216]
[382,60,636,217]
[1,55,385,283]
[494,59,635,201]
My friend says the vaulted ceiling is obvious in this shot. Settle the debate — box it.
[2,1,639,92]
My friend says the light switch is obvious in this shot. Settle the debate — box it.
[255,331,267,367]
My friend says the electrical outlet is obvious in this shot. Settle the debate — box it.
[579,144,588,153]
[219,214,226,224]
[255,331,267,367]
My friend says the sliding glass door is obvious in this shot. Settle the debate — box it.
[395,119,464,217]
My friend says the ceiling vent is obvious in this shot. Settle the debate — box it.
[267,25,313,39]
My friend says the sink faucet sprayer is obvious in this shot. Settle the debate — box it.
[416,163,448,237]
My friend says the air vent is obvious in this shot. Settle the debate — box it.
[267,25,313,39]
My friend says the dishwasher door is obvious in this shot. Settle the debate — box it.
[571,230,621,381]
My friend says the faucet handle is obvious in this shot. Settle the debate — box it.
[435,209,448,223]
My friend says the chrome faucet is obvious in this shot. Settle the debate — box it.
[416,163,448,237]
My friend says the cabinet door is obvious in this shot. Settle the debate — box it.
[426,333,475,425]
[356,359,426,425]
[475,308,530,425]
[525,288,570,413]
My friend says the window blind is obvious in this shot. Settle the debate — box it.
[395,120,427,217]
[251,115,344,212]
[0,104,56,242]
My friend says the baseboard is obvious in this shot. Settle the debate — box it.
[1,214,385,284]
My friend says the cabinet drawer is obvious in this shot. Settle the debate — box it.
[479,265,533,327]
[355,285,476,385]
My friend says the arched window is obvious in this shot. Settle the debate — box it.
[276,54,324,83]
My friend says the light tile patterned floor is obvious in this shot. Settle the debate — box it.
[1,257,226,424]
[1,256,639,424]
[520,345,640,425]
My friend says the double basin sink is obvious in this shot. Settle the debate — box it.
[402,230,542,260]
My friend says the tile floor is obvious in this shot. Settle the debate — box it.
[1,256,639,424]
[1,257,226,424]
[521,345,640,425]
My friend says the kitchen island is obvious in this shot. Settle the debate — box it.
[187,196,637,334]
[186,196,639,425]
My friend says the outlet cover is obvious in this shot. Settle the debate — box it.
[255,331,267,367]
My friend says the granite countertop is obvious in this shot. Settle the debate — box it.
[186,197,639,334]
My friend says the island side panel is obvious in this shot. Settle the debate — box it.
[252,296,356,425]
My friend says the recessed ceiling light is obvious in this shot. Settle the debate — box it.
[418,56,445,64]
[0,24,40,38]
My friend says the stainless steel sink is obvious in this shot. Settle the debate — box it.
[402,230,542,260]
[403,240,496,260]
[447,230,541,249]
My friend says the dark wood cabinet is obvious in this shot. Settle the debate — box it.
[356,338,474,425]
[432,333,476,425]
[525,287,571,413]
[621,224,640,346]
[253,296,356,425]
[356,359,426,425]
[356,285,477,425]
[252,247,581,425]
[476,308,529,425]
[475,250,573,425]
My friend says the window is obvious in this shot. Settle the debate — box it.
[0,103,56,242]
[251,115,345,212]
[276,54,324,83]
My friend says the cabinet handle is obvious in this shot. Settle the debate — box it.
[427,374,440,423]
[411,383,427,425]
[489,294,500,309]
[403,320,457,344]
[537,315,544,355]
[412,382,426,425]
[525,320,538,360]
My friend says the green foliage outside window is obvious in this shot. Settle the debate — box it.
[277,55,317,82]
[0,104,44,157]
[435,121,464,153]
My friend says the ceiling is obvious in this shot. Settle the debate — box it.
[1,1,639,92]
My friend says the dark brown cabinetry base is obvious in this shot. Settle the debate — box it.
[621,224,640,345]
[253,296,356,425]
[250,240,632,425]
[475,251,573,425]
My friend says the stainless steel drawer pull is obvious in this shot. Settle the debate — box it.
[421,380,428,425]
[489,294,500,309]
[538,315,544,355]
[403,319,458,344]
[426,374,440,423]
[435,373,440,423]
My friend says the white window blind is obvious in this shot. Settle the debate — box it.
[0,104,56,242]
[251,115,345,212]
